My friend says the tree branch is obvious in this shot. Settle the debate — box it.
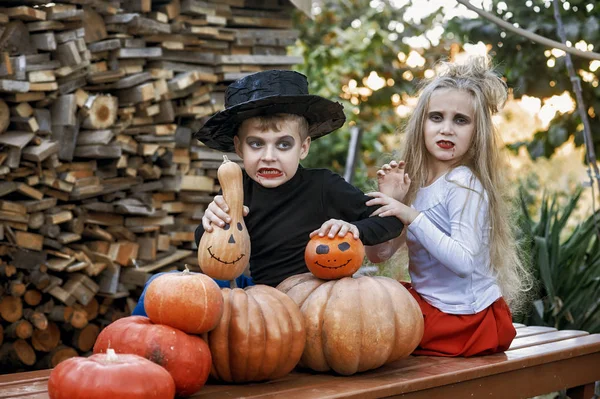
[455,0,600,61]
[552,0,600,236]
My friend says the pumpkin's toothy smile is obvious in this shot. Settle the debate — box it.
[207,246,245,264]
[314,259,352,269]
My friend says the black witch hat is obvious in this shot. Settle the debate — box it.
[193,70,346,152]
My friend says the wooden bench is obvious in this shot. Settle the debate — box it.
[1,324,599,399]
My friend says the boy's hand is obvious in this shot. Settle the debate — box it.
[202,195,250,232]
[376,160,411,203]
[365,192,420,225]
[310,219,360,240]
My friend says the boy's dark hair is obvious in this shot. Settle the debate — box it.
[238,114,310,141]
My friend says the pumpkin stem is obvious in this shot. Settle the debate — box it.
[230,279,237,289]
[183,265,190,274]
[105,348,119,362]
[222,155,230,163]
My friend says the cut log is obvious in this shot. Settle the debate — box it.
[48,306,73,324]
[23,289,43,306]
[0,295,23,322]
[70,309,88,329]
[31,321,60,352]
[0,263,17,277]
[36,345,77,369]
[5,319,33,340]
[72,323,100,352]
[8,275,27,297]
[0,340,36,371]
[81,95,118,129]
[23,308,48,330]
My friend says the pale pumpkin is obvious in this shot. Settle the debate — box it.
[277,273,424,375]
[202,285,305,383]
[144,268,223,334]
[198,155,250,280]
[305,233,365,280]
[48,349,176,399]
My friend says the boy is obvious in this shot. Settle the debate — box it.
[132,70,403,315]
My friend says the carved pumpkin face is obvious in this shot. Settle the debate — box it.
[304,233,365,280]
[206,222,247,265]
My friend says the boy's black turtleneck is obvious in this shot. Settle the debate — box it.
[195,166,404,286]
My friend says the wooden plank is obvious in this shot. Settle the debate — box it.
[5,6,46,21]
[30,32,56,51]
[136,249,192,272]
[22,139,59,162]
[0,79,30,93]
[509,330,589,351]
[5,334,598,399]
[514,326,557,338]
[214,54,303,65]
[0,132,35,149]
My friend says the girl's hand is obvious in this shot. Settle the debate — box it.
[310,219,360,240]
[202,195,249,232]
[376,160,411,203]
[366,192,420,225]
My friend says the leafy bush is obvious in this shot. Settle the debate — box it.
[516,186,600,333]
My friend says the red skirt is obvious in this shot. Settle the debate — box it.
[401,282,516,357]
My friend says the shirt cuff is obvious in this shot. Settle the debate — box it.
[408,212,425,231]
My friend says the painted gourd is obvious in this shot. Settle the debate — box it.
[144,268,223,334]
[93,316,211,397]
[198,155,250,280]
[202,285,305,383]
[277,273,424,375]
[305,233,365,279]
[48,349,176,399]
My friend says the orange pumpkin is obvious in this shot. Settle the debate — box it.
[49,349,176,399]
[305,233,365,279]
[198,155,251,280]
[144,268,223,334]
[277,273,424,375]
[93,316,211,397]
[202,285,305,383]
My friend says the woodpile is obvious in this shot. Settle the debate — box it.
[0,0,302,372]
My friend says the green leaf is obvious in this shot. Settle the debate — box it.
[535,236,555,301]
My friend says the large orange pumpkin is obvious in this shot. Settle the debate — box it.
[198,156,250,280]
[305,233,365,279]
[202,285,305,383]
[93,316,211,397]
[277,273,423,375]
[144,268,223,334]
[49,349,176,399]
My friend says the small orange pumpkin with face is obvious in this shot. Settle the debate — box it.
[305,233,365,280]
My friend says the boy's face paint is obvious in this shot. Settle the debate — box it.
[234,120,311,188]
[423,88,475,170]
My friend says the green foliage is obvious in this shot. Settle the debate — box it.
[516,186,600,332]
[291,0,448,189]
[445,0,600,161]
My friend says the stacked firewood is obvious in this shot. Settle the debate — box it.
[0,0,302,372]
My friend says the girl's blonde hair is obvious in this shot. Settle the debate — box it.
[401,56,532,310]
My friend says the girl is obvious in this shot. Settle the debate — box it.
[365,56,532,357]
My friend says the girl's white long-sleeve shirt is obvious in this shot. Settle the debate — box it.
[406,166,502,314]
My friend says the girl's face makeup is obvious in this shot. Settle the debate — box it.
[234,120,311,188]
[423,88,476,173]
